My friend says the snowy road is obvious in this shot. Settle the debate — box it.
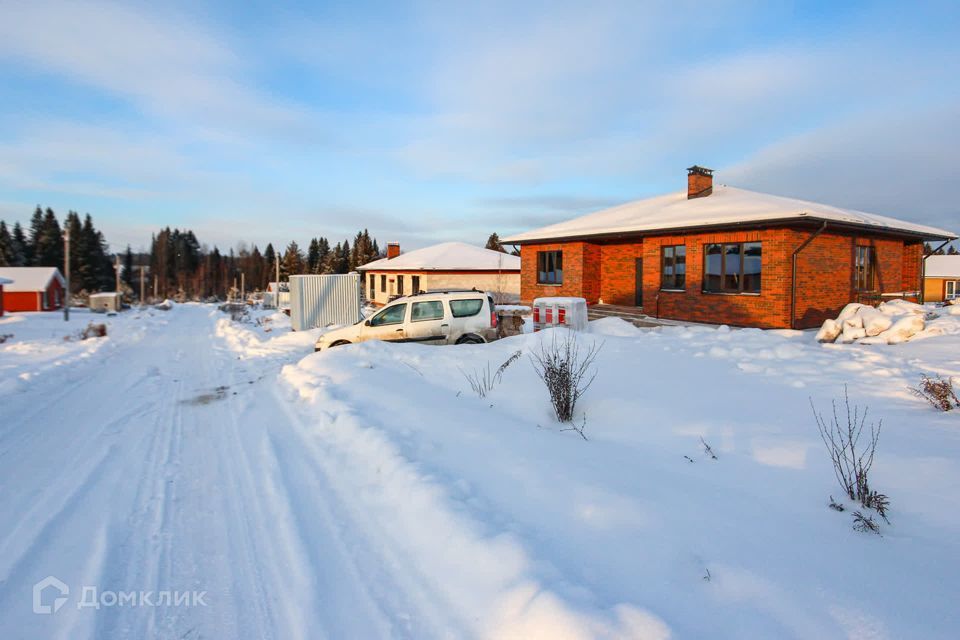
[0,306,432,640]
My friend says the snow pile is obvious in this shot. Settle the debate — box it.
[816,300,960,345]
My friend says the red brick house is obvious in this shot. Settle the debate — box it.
[502,167,956,329]
[0,267,66,313]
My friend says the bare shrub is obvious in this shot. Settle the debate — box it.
[828,496,845,512]
[812,387,890,519]
[80,323,107,340]
[852,511,881,535]
[0,333,13,344]
[461,350,522,398]
[529,331,602,423]
[911,374,959,412]
[700,437,718,460]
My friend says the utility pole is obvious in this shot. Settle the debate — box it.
[153,275,158,300]
[139,265,146,306]
[241,271,245,302]
[274,253,280,309]
[115,254,121,293]
[63,227,70,322]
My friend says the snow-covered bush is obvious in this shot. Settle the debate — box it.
[911,374,959,412]
[811,387,889,523]
[530,331,601,425]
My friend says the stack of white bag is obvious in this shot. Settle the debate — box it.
[815,299,945,345]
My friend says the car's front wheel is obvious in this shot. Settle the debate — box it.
[455,334,485,345]
[329,340,352,348]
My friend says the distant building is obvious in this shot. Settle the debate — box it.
[502,166,957,329]
[923,255,960,302]
[357,242,521,305]
[0,267,66,313]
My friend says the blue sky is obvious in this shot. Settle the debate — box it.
[0,0,957,253]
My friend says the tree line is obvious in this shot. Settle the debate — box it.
[0,206,117,292]
[147,228,385,299]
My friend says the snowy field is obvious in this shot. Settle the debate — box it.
[1,303,959,639]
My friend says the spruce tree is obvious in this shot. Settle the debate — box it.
[307,238,321,273]
[27,205,44,264]
[485,232,506,253]
[0,221,11,266]
[123,245,135,290]
[11,222,28,266]
[34,207,64,267]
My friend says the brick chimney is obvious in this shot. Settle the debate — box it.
[687,165,714,199]
[386,242,400,259]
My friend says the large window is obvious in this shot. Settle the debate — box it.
[946,280,957,300]
[661,245,686,290]
[370,303,406,326]
[397,275,404,296]
[854,245,876,291]
[368,274,375,299]
[380,274,387,293]
[537,251,563,285]
[411,300,444,321]
[703,242,762,294]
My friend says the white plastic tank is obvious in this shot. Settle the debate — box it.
[532,296,588,332]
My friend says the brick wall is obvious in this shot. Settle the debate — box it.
[520,229,924,329]
[520,242,601,302]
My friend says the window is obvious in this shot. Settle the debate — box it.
[370,303,406,326]
[946,280,957,300]
[537,251,563,284]
[411,300,444,321]
[703,242,762,293]
[450,299,484,317]
[412,275,420,294]
[380,274,387,293]
[854,246,876,291]
[661,245,686,290]
[368,274,375,298]
[397,275,404,296]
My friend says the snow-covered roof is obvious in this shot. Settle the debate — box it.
[0,267,65,292]
[502,185,957,243]
[925,255,960,278]
[358,242,521,272]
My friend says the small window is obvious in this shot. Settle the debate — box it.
[537,251,563,284]
[703,242,762,293]
[370,303,406,326]
[945,280,956,300]
[450,299,484,317]
[661,245,686,290]
[397,275,404,296]
[411,300,444,321]
[368,274,375,298]
[412,275,420,294]
[854,245,876,292]
[380,274,387,293]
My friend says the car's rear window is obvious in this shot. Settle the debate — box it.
[449,299,484,318]
[411,300,444,321]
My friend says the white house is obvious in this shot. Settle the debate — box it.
[357,242,521,305]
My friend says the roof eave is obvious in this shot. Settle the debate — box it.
[503,217,956,245]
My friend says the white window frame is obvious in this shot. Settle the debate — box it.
[947,280,957,300]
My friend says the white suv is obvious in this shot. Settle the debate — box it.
[314,290,498,351]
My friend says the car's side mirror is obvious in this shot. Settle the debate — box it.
[364,319,371,326]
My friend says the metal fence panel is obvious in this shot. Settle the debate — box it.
[289,274,362,331]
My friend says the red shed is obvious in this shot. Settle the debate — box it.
[0,267,66,313]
